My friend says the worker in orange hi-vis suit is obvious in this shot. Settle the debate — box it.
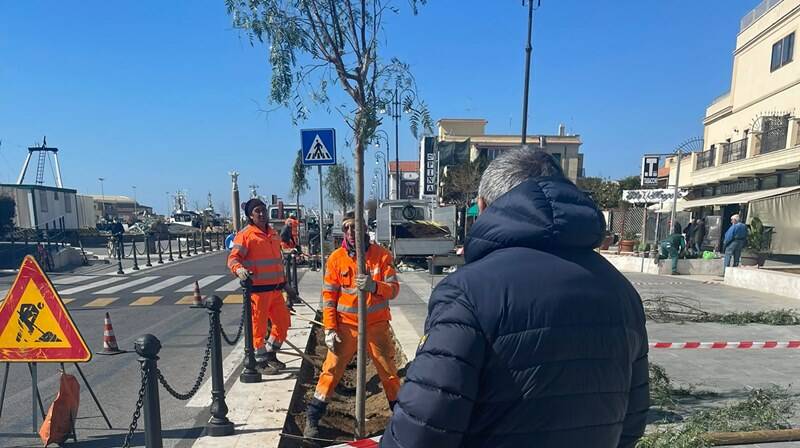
[281,213,300,251]
[228,198,297,375]
[303,211,401,440]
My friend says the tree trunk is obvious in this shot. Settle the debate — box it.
[353,108,367,437]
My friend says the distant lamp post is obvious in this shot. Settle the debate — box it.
[375,152,387,200]
[372,130,390,198]
[521,0,541,146]
[98,177,106,221]
[378,81,417,198]
[132,185,138,218]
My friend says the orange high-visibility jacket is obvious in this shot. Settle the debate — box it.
[285,217,299,242]
[322,244,399,329]
[228,224,286,286]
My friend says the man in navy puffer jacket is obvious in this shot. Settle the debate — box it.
[381,149,649,448]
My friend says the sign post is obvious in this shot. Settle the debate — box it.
[300,128,337,279]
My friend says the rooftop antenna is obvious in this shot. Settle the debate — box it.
[17,136,64,187]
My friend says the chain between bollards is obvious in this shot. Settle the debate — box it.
[131,234,140,271]
[156,326,211,401]
[121,369,148,448]
[220,305,245,346]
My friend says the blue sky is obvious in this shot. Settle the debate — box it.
[0,1,757,215]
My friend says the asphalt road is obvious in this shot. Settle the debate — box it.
[0,252,246,448]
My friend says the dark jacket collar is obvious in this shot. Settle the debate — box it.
[464,177,606,263]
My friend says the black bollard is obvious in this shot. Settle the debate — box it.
[193,232,198,256]
[145,234,152,267]
[291,252,298,292]
[215,232,221,251]
[135,335,164,448]
[203,295,235,436]
[116,238,124,275]
[131,234,140,271]
[202,231,207,254]
[157,234,164,264]
[167,234,174,262]
[185,234,191,258]
[239,279,261,383]
[177,234,183,259]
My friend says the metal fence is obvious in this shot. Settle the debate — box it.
[721,137,747,164]
[761,125,788,154]
[695,148,716,170]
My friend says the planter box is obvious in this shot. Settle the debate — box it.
[724,267,800,300]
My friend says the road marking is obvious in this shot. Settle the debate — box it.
[84,297,118,308]
[177,275,225,292]
[175,295,197,305]
[223,294,243,304]
[51,275,94,285]
[133,275,191,293]
[216,278,241,292]
[186,338,245,408]
[62,298,75,305]
[60,277,126,295]
[130,296,162,306]
[94,276,159,294]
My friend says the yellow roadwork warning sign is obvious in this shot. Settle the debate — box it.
[0,256,91,362]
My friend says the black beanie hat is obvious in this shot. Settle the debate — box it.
[242,198,266,218]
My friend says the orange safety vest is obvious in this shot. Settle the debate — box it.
[227,224,286,286]
[322,244,399,329]
[282,217,299,249]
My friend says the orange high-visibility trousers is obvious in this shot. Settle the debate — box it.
[251,290,290,351]
[314,321,400,402]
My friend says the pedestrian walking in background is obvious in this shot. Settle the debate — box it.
[381,149,649,448]
[723,214,748,272]
[683,219,695,251]
[692,217,706,254]
[227,198,297,374]
[304,212,401,440]
[658,222,685,275]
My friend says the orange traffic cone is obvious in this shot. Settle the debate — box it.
[96,312,126,355]
[191,280,203,307]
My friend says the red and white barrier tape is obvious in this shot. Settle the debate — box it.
[650,341,800,349]
[329,436,381,447]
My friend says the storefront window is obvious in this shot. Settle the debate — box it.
[761,175,779,190]
[780,171,800,186]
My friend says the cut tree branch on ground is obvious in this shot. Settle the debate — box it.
[642,296,800,325]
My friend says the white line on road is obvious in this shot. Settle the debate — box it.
[215,277,241,292]
[134,275,191,293]
[60,277,126,295]
[94,276,159,294]
[177,275,224,292]
[185,338,245,408]
[51,275,94,285]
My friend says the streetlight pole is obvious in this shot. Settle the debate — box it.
[375,152,387,200]
[670,150,683,231]
[132,185,137,218]
[521,0,540,146]
[380,83,415,200]
[98,177,105,221]
[373,130,390,199]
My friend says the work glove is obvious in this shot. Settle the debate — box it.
[355,274,376,294]
[324,329,341,351]
[235,268,251,281]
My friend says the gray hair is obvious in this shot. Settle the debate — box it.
[731,214,740,223]
[477,148,565,207]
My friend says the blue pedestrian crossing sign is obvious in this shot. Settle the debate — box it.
[301,128,336,166]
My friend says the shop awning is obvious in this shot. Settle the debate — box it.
[467,203,479,217]
[649,185,800,213]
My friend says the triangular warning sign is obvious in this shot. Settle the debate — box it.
[305,135,333,162]
[0,256,91,362]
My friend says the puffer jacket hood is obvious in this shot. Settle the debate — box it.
[465,176,606,263]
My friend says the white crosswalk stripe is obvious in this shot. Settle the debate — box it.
[134,275,192,293]
[60,277,127,295]
[94,276,159,294]
[177,275,225,292]
[51,275,94,285]
[216,278,241,292]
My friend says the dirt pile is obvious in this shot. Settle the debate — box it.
[280,324,409,447]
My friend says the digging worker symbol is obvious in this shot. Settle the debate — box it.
[227,198,299,374]
[304,211,401,440]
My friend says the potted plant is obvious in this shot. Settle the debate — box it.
[619,231,637,253]
[740,216,768,267]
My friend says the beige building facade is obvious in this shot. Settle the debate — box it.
[436,118,584,182]
[665,0,800,255]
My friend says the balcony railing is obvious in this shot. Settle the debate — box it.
[741,0,783,32]
[721,138,748,164]
[695,148,716,170]
[761,125,788,154]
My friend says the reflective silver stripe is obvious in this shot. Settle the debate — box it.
[243,258,282,267]
[342,287,359,295]
[384,275,398,283]
[337,301,389,314]
[232,244,248,256]
[322,301,337,309]
[323,283,341,292]
[254,271,285,281]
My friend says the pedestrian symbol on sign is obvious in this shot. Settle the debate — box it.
[305,135,333,162]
